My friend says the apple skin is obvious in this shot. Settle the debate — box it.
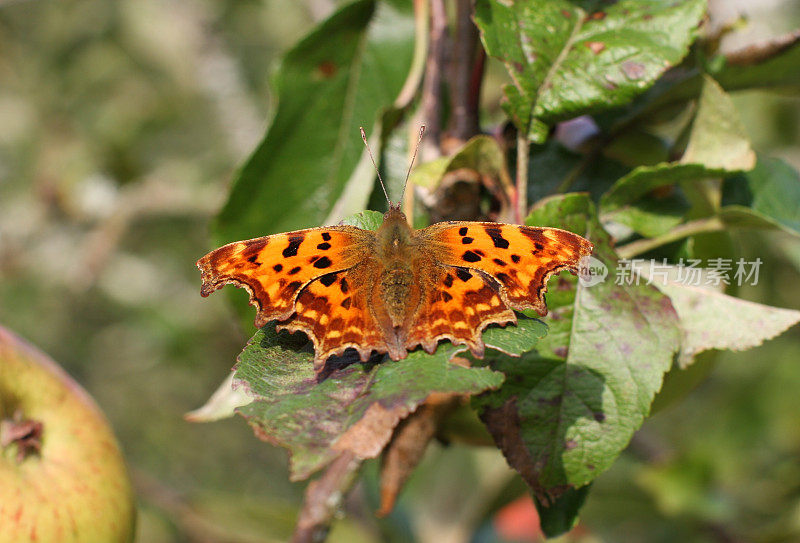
[0,325,136,543]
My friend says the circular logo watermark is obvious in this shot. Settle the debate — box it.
[578,255,608,287]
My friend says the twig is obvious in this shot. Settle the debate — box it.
[409,0,449,221]
[292,452,362,543]
[615,216,725,259]
[448,0,481,141]
[420,0,448,158]
[515,130,529,224]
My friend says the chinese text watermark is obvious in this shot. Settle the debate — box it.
[578,257,762,287]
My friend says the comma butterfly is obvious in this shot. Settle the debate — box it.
[197,128,593,370]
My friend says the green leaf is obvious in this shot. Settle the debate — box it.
[656,280,800,368]
[601,75,754,227]
[474,0,705,141]
[721,156,800,236]
[213,0,414,244]
[600,163,713,215]
[340,209,384,230]
[681,75,755,171]
[234,326,504,481]
[475,194,681,500]
[482,316,548,357]
[603,191,689,239]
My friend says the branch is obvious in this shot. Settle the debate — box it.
[409,0,449,221]
[292,452,362,543]
[420,0,448,156]
[448,0,481,142]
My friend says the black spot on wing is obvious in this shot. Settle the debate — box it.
[484,226,510,249]
[493,258,507,266]
[247,254,259,264]
[441,291,453,302]
[321,232,332,241]
[461,237,474,244]
[458,227,468,236]
[462,250,482,263]
[341,297,351,309]
[288,266,301,275]
[319,273,337,287]
[456,268,472,282]
[317,242,331,250]
[511,254,521,264]
[443,274,454,288]
[313,256,333,269]
[282,235,304,258]
[340,277,349,294]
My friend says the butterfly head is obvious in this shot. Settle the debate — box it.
[382,205,407,223]
[378,206,412,254]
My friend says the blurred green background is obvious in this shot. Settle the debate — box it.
[1,1,799,542]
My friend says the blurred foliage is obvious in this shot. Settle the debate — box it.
[1,1,800,543]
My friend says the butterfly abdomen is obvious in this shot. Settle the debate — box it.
[379,268,416,325]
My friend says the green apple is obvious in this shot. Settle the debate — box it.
[0,325,136,543]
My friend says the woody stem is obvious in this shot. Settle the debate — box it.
[515,130,529,224]
[448,0,482,141]
[420,0,448,154]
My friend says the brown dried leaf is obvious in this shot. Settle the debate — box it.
[378,393,462,516]
[333,402,408,458]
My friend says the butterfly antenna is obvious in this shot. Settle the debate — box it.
[399,125,426,207]
[360,127,391,206]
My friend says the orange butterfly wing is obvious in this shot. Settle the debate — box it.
[421,222,594,315]
[279,267,388,366]
[196,226,371,327]
[405,266,516,357]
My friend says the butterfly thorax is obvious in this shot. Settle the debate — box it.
[376,208,412,254]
